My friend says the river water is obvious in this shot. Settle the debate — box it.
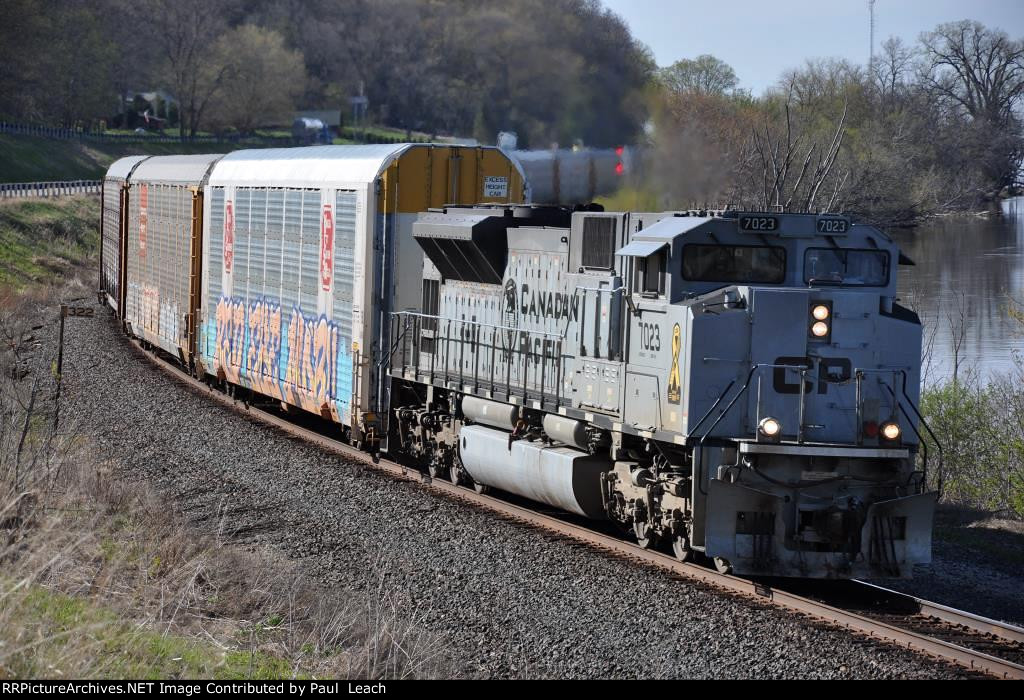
[889,197,1024,385]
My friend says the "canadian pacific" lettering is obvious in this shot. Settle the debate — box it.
[518,283,579,323]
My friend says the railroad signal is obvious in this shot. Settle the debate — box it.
[614,146,625,176]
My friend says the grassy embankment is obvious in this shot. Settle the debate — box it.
[0,197,446,679]
[0,135,249,184]
[0,124,437,184]
[0,195,99,290]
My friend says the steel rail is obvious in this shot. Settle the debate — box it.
[126,337,1024,680]
[851,580,1024,645]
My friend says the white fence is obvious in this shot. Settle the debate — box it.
[0,180,101,199]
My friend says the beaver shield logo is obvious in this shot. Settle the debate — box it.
[667,323,681,404]
[501,279,518,353]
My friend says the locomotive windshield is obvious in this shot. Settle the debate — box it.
[804,248,890,286]
[681,244,786,283]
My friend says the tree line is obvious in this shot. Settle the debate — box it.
[0,0,653,148]
[1,2,1021,220]
[645,21,1024,223]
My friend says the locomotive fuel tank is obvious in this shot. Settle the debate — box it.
[459,424,608,519]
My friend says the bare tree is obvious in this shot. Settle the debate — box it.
[947,291,969,384]
[872,36,915,102]
[143,0,239,139]
[920,21,1024,124]
[919,21,1024,189]
[745,101,849,212]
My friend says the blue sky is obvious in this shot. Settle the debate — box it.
[601,0,1024,95]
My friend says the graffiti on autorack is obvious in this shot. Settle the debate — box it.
[210,298,353,424]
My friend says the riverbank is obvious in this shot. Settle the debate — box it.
[880,196,1021,229]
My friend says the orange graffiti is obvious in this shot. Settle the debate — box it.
[213,297,342,417]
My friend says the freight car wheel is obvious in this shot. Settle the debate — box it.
[473,481,491,495]
[672,535,692,562]
[713,557,732,575]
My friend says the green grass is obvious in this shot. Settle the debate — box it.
[4,584,302,679]
[0,196,100,289]
[0,135,249,183]
[338,124,433,143]
[0,124,437,183]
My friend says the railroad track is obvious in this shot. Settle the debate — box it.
[127,337,1024,680]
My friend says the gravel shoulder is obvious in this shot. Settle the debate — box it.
[57,303,978,679]
[869,508,1024,626]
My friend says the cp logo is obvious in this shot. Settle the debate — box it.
[773,356,851,394]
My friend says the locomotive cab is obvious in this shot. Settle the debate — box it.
[615,211,935,577]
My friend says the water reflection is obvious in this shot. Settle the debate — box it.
[889,197,1024,384]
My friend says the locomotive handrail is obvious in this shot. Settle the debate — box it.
[895,369,944,494]
[883,383,931,493]
[852,367,943,495]
[389,310,567,409]
[690,362,808,495]
[391,311,565,339]
[890,370,944,496]
[688,362,810,440]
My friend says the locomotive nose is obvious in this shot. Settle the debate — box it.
[748,288,813,441]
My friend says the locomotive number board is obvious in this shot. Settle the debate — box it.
[736,214,852,237]
[738,215,778,232]
[815,216,850,234]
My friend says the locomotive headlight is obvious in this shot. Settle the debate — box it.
[812,304,830,321]
[880,421,902,442]
[758,417,782,442]
[811,321,830,338]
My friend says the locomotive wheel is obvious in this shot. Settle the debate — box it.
[427,457,447,480]
[449,459,465,486]
[633,521,654,549]
[713,557,732,575]
[672,535,692,562]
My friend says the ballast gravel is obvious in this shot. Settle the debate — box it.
[53,302,970,679]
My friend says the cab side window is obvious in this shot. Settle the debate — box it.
[637,250,665,296]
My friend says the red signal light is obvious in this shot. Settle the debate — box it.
[615,145,624,157]
[615,161,624,176]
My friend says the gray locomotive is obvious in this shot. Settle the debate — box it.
[387,205,936,578]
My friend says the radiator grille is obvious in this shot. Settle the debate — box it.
[581,216,615,269]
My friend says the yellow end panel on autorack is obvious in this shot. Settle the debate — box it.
[197,144,524,444]
[379,146,526,385]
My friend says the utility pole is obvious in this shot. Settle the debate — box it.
[868,0,877,68]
